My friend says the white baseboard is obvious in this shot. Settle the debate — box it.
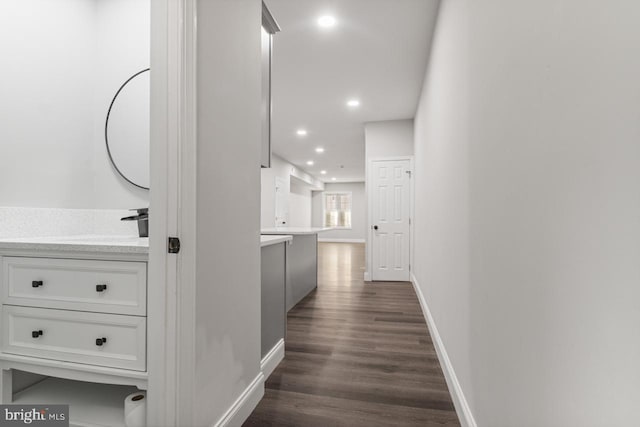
[318,238,365,243]
[261,339,284,379]
[410,273,477,427]
[363,272,371,281]
[213,372,265,427]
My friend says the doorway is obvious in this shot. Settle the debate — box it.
[275,176,288,226]
[369,158,412,281]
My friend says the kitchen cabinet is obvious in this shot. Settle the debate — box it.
[260,235,291,379]
[261,227,332,311]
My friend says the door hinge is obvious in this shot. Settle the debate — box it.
[405,170,412,178]
[409,218,411,225]
[168,237,181,254]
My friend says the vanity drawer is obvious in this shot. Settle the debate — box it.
[1,306,146,371]
[2,257,146,316]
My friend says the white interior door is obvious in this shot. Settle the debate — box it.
[371,159,411,281]
[275,176,288,226]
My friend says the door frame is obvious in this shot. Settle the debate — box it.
[275,176,288,226]
[365,156,414,282]
[148,0,198,425]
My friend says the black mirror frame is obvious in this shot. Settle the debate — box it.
[104,68,150,191]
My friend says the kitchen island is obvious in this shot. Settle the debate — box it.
[261,227,332,311]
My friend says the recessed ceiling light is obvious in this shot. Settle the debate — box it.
[315,147,325,153]
[320,170,327,175]
[317,15,337,28]
[296,129,308,136]
[347,99,360,107]
[306,160,314,166]
[331,177,337,181]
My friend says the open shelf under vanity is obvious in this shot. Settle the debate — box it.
[13,377,139,427]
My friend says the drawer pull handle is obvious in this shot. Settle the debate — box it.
[96,284,108,292]
[32,281,43,288]
[31,330,43,338]
[96,337,107,346]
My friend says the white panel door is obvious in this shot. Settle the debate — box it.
[371,159,411,281]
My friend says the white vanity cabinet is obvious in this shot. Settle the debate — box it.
[2,257,147,316]
[2,305,146,371]
[0,239,149,425]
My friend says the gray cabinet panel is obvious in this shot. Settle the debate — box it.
[286,235,318,312]
[261,243,286,358]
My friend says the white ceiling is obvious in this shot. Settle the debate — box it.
[266,0,440,182]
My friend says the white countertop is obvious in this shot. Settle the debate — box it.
[261,227,333,235]
[0,235,149,255]
[260,235,293,247]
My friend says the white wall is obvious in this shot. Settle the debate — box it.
[0,0,96,208]
[365,119,414,161]
[289,178,312,228]
[413,1,640,426]
[312,182,366,242]
[364,119,414,277]
[193,0,263,425]
[261,154,321,228]
[92,0,150,209]
[0,0,149,210]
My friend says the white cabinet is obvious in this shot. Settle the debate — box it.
[0,251,149,407]
[2,306,146,371]
[2,257,147,316]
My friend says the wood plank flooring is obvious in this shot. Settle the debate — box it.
[244,242,460,426]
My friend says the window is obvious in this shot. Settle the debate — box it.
[323,192,352,228]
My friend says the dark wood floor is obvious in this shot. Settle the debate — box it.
[244,242,460,427]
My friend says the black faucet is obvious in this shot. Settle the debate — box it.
[121,208,149,238]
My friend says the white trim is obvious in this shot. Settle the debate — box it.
[261,339,285,380]
[0,356,148,390]
[364,272,371,282]
[367,155,415,162]
[148,0,198,426]
[147,0,183,425]
[213,373,265,427]
[410,273,477,427]
[175,0,198,425]
[318,238,365,243]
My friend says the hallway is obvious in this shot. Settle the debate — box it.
[244,242,460,426]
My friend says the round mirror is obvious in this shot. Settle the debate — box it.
[105,68,150,190]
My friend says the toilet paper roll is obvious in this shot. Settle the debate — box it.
[124,391,147,427]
